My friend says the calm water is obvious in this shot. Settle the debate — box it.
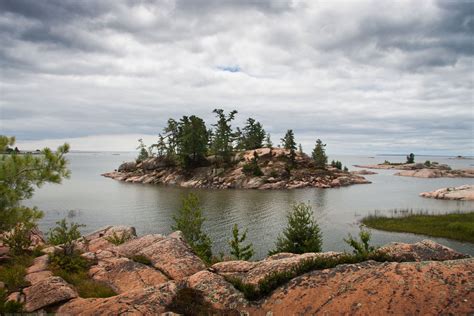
[25,152,474,259]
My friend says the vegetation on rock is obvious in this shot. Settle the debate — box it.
[312,139,328,169]
[228,224,254,261]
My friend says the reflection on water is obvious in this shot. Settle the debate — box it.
[25,152,474,259]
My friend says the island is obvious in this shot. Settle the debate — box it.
[103,147,370,189]
[354,161,474,178]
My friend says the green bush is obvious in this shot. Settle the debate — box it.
[104,231,132,246]
[269,202,322,255]
[48,218,85,255]
[49,252,90,274]
[0,288,23,314]
[172,193,213,264]
[228,224,254,261]
[1,225,34,255]
[344,228,376,260]
[242,151,263,176]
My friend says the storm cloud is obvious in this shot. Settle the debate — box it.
[0,0,472,155]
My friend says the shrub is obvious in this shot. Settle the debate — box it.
[344,228,376,260]
[49,251,90,274]
[1,224,33,255]
[0,256,32,291]
[0,288,23,314]
[47,218,85,255]
[268,202,322,255]
[167,288,239,316]
[104,231,132,246]
[406,153,415,164]
[228,224,254,261]
[242,151,263,176]
[424,160,431,167]
[172,193,213,263]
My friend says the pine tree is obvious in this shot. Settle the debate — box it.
[136,139,149,162]
[238,118,266,150]
[312,139,327,169]
[269,203,322,255]
[176,115,208,169]
[264,133,273,148]
[211,109,238,162]
[281,130,297,150]
[406,153,415,164]
[228,224,254,260]
[172,193,212,263]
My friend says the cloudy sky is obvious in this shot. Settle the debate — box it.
[0,0,472,155]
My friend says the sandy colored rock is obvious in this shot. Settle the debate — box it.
[89,256,169,293]
[56,281,178,315]
[23,276,78,312]
[420,184,474,201]
[111,234,166,257]
[378,239,469,262]
[351,169,378,175]
[25,270,53,285]
[246,259,474,315]
[26,254,49,274]
[139,236,207,280]
[395,168,474,178]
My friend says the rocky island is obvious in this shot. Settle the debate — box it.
[420,185,474,201]
[354,161,474,178]
[2,226,472,315]
[103,147,370,190]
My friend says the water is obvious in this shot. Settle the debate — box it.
[25,152,474,259]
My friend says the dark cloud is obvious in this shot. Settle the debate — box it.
[0,0,472,154]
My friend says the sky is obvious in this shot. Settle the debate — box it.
[0,0,473,155]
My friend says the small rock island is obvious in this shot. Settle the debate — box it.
[103,147,370,190]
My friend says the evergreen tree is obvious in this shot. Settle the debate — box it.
[242,151,263,176]
[298,143,303,155]
[176,115,208,169]
[228,224,254,260]
[136,139,149,162]
[172,193,212,263]
[163,118,179,159]
[269,203,322,255]
[312,139,327,169]
[0,136,70,252]
[281,130,297,150]
[264,133,273,148]
[406,153,415,164]
[211,109,238,162]
[238,118,266,150]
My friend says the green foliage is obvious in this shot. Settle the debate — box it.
[383,160,391,164]
[176,115,209,169]
[130,255,152,266]
[280,130,297,150]
[211,109,238,162]
[424,160,431,167]
[362,211,474,243]
[331,160,342,170]
[0,136,69,255]
[312,139,327,169]
[269,203,322,255]
[242,151,263,176]
[167,288,239,316]
[47,219,84,255]
[49,252,116,298]
[343,166,349,172]
[229,224,254,261]
[104,230,132,246]
[136,138,149,162]
[237,118,266,150]
[0,255,32,292]
[0,288,23,314]
[344,228,376,260]
[406,153,415,163]
[172,193,213,263]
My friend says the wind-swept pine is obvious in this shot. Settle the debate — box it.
[237,118,266,150]
[0,135,70,253]
[406,153,415,164]
[176,115,208,169]
[211,109,238,162]
[281,130,297,151]
[228,224,254,260]
[269,202,322,255]
[172,193,212,263]
[136,139,149,162]
[312,139,327,169]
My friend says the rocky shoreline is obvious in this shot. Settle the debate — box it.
[2,226,472,315]
[354,162,474,178]
[420,185,474,201]
[103,148,371,189]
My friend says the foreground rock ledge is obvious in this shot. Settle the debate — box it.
[103,148,371,190]
[10,226,473,315]
[420,184,474,201]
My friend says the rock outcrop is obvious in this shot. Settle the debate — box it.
[354,162,473,178]
[420,185,474,201]
[6,226,473,314]
[103,148,371,190]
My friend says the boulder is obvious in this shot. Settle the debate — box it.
[420,185,474,201]
[139,236,207,280]
[26,255,49,274]
[57,281,178,315]
[111,234,166,257]
[89,256,169,293]
[25,270,53,285]
[118,161,137,172]
[23,276,78,312]
[248,259,474,315]
[378,240,469,262]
